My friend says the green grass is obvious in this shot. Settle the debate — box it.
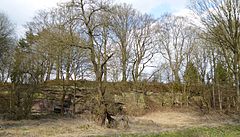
[109,125,240,137]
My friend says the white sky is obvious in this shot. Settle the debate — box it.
[0,0,190,38]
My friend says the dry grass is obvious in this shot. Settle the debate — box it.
[0,110,239,137]
[0,118,122,137]
[135,110,236,129]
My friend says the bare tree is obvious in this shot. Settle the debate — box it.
[190,0,240,109]
[26,6,85,81]
[0,12,15,82]
[110,3,137,82]
[156,14,195,83]
[70,47,91,80]
[191,38,210,83]
[68,0,115,125]
[131,13,156,82]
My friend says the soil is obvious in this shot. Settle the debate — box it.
[0,109,239,137]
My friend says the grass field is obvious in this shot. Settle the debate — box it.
[114,125,240,137]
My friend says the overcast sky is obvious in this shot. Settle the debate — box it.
[0,0,189,38]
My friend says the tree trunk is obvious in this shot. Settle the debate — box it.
[212,85,216,109]
[122,44,127,82]
[234,53,239,111]
[173,70,180,83]
[211,50,216,109]
[73,82,76,115]
[56,57,60,80]
[217,83,222,111]
[60,78,66,115]
[1,70,5,82]
[46,62,53,81]
[66,60,71,81]
[89,36,108,125]
[122,58,127,82]
[183,83,188,107]
[103,33,108,82]
[134,61,140,82]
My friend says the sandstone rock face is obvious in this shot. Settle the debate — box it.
[113,91,185,115]
[114,92,146,115]
[31,84,188,116]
